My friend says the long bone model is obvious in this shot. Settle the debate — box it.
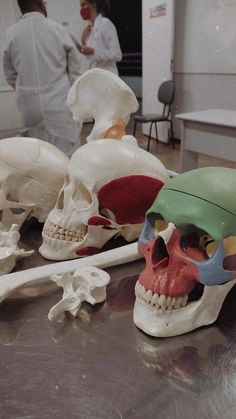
[0,243,141,303]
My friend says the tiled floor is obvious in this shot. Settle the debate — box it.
[81,121,236,173]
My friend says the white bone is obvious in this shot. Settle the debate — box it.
[0,224,34,275]
[133,279,236,337]
[67,68,139,142]
[40,138,169,261]
[48,267,110,321]
[159,222,175,244]
[0,137,69,231]
[0,242,141,303]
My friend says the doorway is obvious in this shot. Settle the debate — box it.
[109,0,142,77]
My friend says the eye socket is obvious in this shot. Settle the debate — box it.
[199,235,217,257]
[181,233,236,262]
[72,183,92,209]
[181,232,212,261]
[154,220,168,237]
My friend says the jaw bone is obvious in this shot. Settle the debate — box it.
[67,68,139,141]
[0,242,141,303]
[133,279,236,337]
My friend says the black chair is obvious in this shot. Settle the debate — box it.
[133,80,175,151]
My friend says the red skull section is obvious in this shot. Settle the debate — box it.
[139,228,205,297]
[76,175,165,256]
[97,175,165,224]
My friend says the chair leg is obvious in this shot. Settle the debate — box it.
[133,120,137,137]
[154,123,158,144]
[169,120,175,149]
[147,122,153,152]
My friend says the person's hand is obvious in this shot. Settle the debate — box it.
[81,25,92,45]
[79,45,94,56]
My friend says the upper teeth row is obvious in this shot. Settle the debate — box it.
[44,222,85,242]
[135,280,188,311]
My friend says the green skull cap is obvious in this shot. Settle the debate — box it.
[148,167,236,240]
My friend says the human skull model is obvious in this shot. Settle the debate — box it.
[40,137,169,260]
[0,137,69,231]
[67,68,139,141]
[134,167,236,337]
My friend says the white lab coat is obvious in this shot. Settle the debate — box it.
[3,12,82,156]
[86,14,122,75]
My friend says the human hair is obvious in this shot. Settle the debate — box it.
[17,0,42,14]
[88,0,110,16]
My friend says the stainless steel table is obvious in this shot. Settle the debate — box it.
[1,219,236,419]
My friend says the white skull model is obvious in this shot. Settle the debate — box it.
[40,137,169,260]
[67,68,139,141]
[0,137,69,231]
[134,167,236,337]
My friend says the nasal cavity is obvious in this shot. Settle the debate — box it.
[152,237,169,266]
[55,189,64,210]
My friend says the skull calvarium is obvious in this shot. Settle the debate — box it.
[0,137,69,231]
[134,167,236,337]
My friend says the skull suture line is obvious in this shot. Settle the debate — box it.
[134,167,236,337]
[40,137,169,260]
[0,137,69,231]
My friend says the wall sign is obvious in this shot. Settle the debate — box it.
[149,3,167,19]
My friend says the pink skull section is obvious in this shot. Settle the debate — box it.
[139,229,205,297]
[96,175,164,224]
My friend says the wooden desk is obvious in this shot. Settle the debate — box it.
[176,109,236,172]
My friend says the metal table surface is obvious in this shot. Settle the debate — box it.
[1,220,236,419]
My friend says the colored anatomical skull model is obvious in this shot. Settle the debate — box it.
[134,167,236,337]
[40,137,169,260]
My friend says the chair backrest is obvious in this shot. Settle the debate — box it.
[158,80,175,117]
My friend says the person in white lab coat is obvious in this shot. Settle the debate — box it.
[78,0,122,75]
[3,0,82,157]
